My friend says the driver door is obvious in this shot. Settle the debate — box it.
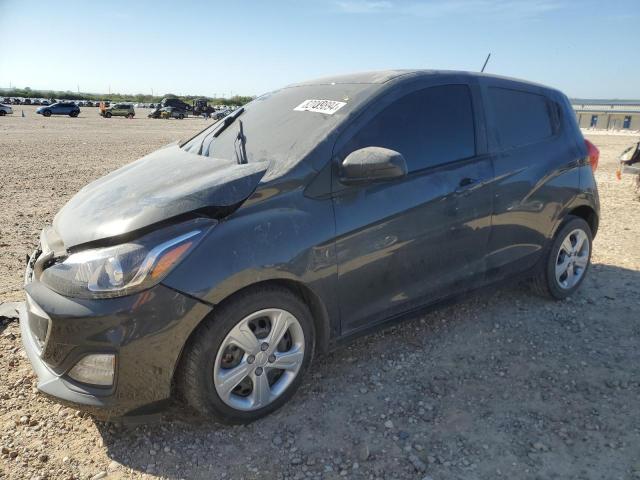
[332,81,493,334]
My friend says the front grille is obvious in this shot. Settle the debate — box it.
[24,293,51,355]
[23,228,63,355]
[29,314,49,352]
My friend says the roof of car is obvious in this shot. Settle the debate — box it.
[289,69,552,90]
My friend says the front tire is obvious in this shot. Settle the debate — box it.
[105,112,112,118]
[43,110,51,117]
[178,113,184,120]
[531,216,592,300]
[177,286,315,424]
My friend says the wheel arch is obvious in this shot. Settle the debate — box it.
[224,278,331,354]
[549,201,599,244]
[567,204,598,237]
[170,278,331,394]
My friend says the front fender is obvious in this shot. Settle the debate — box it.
[162,189,339,334]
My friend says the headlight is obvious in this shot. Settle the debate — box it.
[41,218,215,298]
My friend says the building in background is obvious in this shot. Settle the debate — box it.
[572,99,640,131]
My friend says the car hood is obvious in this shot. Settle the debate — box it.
[53,144,268,249]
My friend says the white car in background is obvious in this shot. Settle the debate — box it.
[0,104,13,116]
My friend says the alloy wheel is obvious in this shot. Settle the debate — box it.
[213,308,305,411]
[555,228,589,289]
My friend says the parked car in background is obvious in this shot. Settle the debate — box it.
[100,103,135,118]
[36,102,80,117]
[213,109,231,120]
[160,106,186,119]
[148,106,185,119]
[41,100,50,106]
[0,103,14,116]
[160,98,192,111]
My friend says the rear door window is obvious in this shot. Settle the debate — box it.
[488,87,556,149]
[341,84,476,173]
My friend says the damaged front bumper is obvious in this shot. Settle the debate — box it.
[20,248,212,419]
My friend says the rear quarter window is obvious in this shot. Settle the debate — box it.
[488,87,557,149]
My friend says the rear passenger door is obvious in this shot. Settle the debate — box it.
[482,81,579,277]
[332,80,494,334]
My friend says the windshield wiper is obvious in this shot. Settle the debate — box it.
[197,107,245,156]
[234,120,248,165]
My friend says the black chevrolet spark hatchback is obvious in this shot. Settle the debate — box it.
[21,70,600,423]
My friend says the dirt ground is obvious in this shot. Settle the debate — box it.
[1,107,639,480]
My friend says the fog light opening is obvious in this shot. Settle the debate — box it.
[67,354,115,387]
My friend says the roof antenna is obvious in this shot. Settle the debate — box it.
[481,53,491,73]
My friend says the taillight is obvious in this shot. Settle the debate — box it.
[585,139,599,172]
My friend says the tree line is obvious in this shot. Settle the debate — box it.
[0,87,254,106]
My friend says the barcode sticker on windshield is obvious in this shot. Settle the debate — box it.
[294,99,346,115]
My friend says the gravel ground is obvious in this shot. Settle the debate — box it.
[1,107,639,480]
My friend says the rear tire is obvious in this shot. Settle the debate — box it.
[0,111,5,116]
[177,285,315,424]
[178,113,184,120]
[127,113,134,119]
[530,216,592,300]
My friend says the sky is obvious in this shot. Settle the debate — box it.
[0,0,639,99]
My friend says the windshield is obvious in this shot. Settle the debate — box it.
[182,83,377,173]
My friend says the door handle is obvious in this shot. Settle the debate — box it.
[455,177,479,194]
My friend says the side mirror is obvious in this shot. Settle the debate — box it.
[340,147,408,185]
